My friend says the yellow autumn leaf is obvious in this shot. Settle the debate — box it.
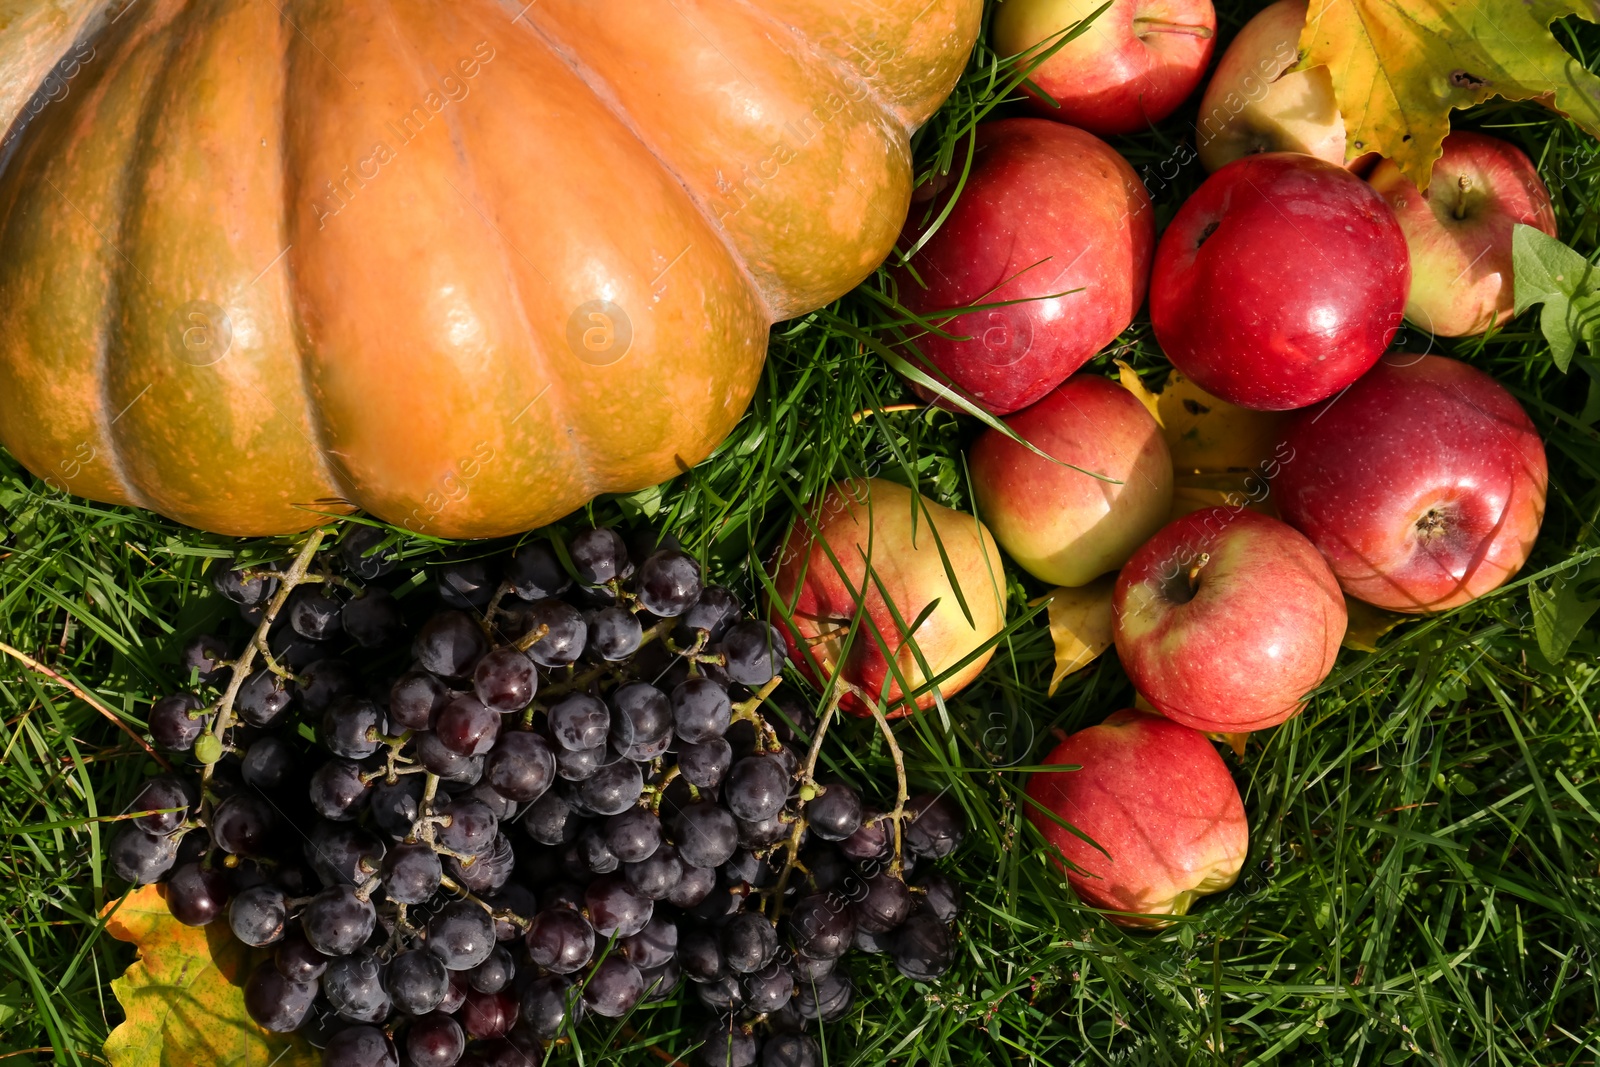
[1342,595,1407,652]
[104,884,317,1067]
[1299,0,1600,189]
[1042,575,1117,695]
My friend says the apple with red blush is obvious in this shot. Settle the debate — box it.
[1274,354,1547,613]
[1025,709,1248,926]
[1112,506,1346,733]
[893,119,1154,415]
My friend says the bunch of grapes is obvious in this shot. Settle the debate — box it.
[109,525,965,1067]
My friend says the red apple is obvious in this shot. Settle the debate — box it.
[992,0,1217,137]
[1369,132,1558,338]
[894,119,1154,415]
[1025,709,1248,926]
[1150,152,1410,411]
[1193,0,1347,173]
[1113,506,1346,732]
[1275,354,1547,613]
[971,374,1173,586]
[768,478,1006,719]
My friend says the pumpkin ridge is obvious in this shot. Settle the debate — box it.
[507,9,777,325]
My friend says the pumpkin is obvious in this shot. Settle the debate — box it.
[0,0,979,537]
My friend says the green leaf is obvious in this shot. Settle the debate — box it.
[1512,224,1600,372]
[1530,579,1600,663]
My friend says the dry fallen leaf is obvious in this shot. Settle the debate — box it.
[104,883,316,1067]
[1300,0,1600,189]
[1342,595,1407,653]
[1042,575,1117,695]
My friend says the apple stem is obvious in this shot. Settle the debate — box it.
[1453,176,1472,220]
[1132,17,1214,39]
[1186,553,1210,596]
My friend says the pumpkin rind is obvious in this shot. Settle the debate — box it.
[0,0,979,537]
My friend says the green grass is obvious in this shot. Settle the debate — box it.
[4,2,1600,1064]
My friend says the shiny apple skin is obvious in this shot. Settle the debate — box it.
[971,374,1173,586]
[768,478,1006,719]
[992,0,1217,137]
[894,119,1154,415]
[1275,354,1547,613]
[1025,709,1248,926]
[1369,132,1557,338]
[1193,0,1345,172]
[1113,506,1346,732]
[1149,153,1410,411]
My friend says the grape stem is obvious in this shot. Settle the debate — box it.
[438,874,532,932]
[766,684,846,921]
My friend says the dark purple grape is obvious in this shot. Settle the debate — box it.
[578,758,643,816]
[604,807,661,864]
[436,695,500,757]
[807,783,862,841]
[440,970,470,1014]
[554,743,603,781]
[680,926,726,982]
[129,776,193,837]
[915,870,962,922]
[854,926,892,954]
[370,773,426,839]
[526,907,595,973]
[689,883,745,925]
[166,862,230,926]
[762,1033,821,1067]
[302,885,376,956]
[437,559,495,610]
[449,833,515,893]
[274,931,329,982]
[839,807,891,863]
[269,628,324,672]
[795,972,853,1021]
[149,692,206,751]
[636,549,701,617]
[672,802,739,869]
[679,737,733,790]
[625,842,683,900]
[416,732,484,783]
[720,911,778,973]
[547,693,609,751]
[309,760,371,821]
[461,987,519,1040]
[905,794,964,859]
[297,658,359,714]
[583,956,644,1018]
[415,611,490,679]
[521,790,580,846]
[228,884,287,946]
[213,560,277,606]
[322,1023,397,1065]
[389,671,449,732]
[617,735,672,763]
[891,912,953,982]
[466,780,519,821]
[696,1017,757,1067]
[621,915,677,970]
[427,900,497,970]
[719,621,786,686]
[109,826,179,884]
[485,731,555,803]
[236,669,295,727]
[342,586,404,648]
[743,963,795,1014]
[736,813,790,850]
[439,799,499,857]
[243,960,316,1033]
[800,845,848,893]
[303,822,386,887]
[507,541,570,600]
[680,586,741,642]
[383,842,443,904]
[570,528,632,586]
[322,696,383,760]
[390,948,451,1015]
[576,825,620,875]
[856,871,913,933]
[522,975,580,1039]
[786,893,854,960]
[641,959,682,1003]
[585,874,654,938]
[241,735,296,790]
[666,861,718,908]
[696,975,745,1012]
[469,945,516,994]
[180,634,230,684]
[588,606,642,661]
[671,677,732,743]
[791,952,834,982]
[516,599,586,668]
[473,647,538,713]
[323,952,392,1022]
[340,525,398,579]
[725,756,789,822]
[407,1012,466,1067]
[484,882,539,942]
[288,586,343,641]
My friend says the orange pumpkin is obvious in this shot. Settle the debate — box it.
[0,0,979,537]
